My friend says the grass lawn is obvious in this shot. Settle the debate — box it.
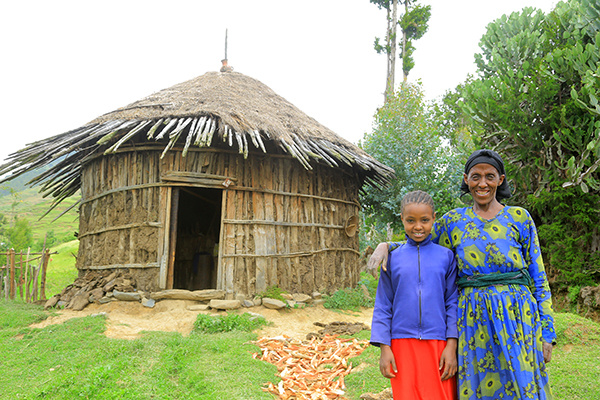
[0,301,599,399]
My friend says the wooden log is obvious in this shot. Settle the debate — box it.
[9,249,15,299]
[150,289,225,301]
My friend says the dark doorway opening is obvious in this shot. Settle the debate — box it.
[172,187,222,290]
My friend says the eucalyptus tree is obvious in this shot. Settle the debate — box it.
[371,0,431,101]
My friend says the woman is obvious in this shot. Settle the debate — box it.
[368,149,556,400]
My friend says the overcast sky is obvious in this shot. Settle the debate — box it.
[1,0,557,166]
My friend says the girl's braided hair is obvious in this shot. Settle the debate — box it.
[400,190,435,214]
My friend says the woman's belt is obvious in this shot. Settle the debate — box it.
[457,269,532,289]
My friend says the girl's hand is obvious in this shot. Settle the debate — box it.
[439,339,457,381]
[367,243,390,276]
[379,345,397,379]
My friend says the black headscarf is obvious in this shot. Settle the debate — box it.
[460,149,512,201]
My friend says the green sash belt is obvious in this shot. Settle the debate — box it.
[457,269,533,289]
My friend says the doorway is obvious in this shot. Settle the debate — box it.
[170,187,222,290]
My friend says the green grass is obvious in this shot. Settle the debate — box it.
[2,302,598,399]
[0,301,278,400]
[45,240,79,298]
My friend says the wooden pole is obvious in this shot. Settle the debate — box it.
[40,248,50,301]
[167,188,180,289]
[9,249,16,299]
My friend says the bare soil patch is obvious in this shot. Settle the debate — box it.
[31,301,373,340]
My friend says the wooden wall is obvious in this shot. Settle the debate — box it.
[78,146,361,295]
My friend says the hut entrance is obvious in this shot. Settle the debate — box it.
[169,187,222,290]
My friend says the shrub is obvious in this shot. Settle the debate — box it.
[324,273,378,311]
[193,312,268,334]
[256,285,287,302]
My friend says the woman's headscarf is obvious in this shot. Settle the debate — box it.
[460,149,512,201]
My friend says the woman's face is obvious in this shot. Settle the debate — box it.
[464,163,505,207]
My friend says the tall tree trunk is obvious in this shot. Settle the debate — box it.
[402,0,409,82]
[384,0,398,102]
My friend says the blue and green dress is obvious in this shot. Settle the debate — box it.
[391,206,556,399]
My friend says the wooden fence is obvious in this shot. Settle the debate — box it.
[1,249,52,303]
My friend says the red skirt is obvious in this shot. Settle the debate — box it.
[389,339,457,400]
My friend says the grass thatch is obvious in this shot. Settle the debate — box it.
[0,71,393,211]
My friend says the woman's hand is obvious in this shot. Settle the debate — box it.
[379,345,397,379]
[367,242,390,276]
[543,341,553,363]
[439,338,457,381]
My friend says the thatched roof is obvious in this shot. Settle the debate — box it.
[0,71,393,212]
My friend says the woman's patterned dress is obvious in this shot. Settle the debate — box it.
[433,206,556,400]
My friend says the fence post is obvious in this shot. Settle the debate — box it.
[40,249,50,301]
[9,249,16,300]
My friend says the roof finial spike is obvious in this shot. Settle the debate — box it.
[220,28,234,73]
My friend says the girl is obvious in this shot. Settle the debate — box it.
[370,190,458,400]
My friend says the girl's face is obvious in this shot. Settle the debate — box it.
[401,203,435,243]
[464,163,505,207]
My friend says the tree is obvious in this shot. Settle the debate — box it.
[458,0,600,287]
[372,0,431,101]
[359,83,465,247]
[5,217,33,252]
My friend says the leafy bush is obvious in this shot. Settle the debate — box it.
[256,285,287,302]
[193,312,268,334]
[324,273,378,311]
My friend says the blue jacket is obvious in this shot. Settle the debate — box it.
[370,235,458,347]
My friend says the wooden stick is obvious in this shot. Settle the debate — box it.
[9,249,15,299]
[40,248,50,301]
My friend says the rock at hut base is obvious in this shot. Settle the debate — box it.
[262,298,287,310]
[44,295,60,310]
[292,293,312,303]
[209,299,241,310]
[113,290,142,301]
[242,300,255,308]
[141,297,156,308]
[68,293,90,311]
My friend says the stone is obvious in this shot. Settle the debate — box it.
[113,290,141,301]
[141,297,155,308]
[262,298,287,309]
[312,291,322,300]
[281,293,294,300]
[88,287,105,302]
[253,296,262,306]
[292,293,312,303]
[242,300,255,308]
[235,293,246,302]
[286,300,297,308]
[246,312,265,321]
[98,296,115,304]
[44,295,60,310]
[187,304,210,311]
[312,299,326,306]
[150,289,226,301]
[580,285,600,309]
[209,299,241,310]
[68,293,90,311]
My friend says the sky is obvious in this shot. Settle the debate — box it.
[0,0,557,166]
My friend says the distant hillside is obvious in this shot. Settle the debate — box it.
[0,184,79,248]
[0,164,52,196]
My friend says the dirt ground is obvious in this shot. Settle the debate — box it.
[30,300,374,340]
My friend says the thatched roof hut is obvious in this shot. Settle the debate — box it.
[1,70,393,297]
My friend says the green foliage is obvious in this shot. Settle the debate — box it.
[457,1,600,288]
[398,1,431,77]
[528,184,600,288]
[4,217,33,252]
[324,273,378,311]
[359,82,466,247]
[256,285,287,302]
[193,312,269,334]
